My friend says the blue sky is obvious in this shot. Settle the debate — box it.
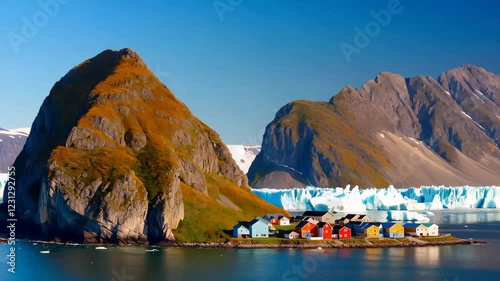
[0,0,499,144]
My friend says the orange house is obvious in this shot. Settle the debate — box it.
[295,221,318,238]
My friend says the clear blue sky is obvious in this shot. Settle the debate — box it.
[1,0,499,144]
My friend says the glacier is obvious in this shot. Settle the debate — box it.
[252,185,500,212]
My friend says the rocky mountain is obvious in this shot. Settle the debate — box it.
[248,64,500,189]
[227,145,261,173]
[0,128,29,173]
[0,48,285,244]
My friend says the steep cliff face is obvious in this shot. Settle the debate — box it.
[249,65,500,189]
[1,48,283,244]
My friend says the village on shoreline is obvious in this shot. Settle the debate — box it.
[0,211,484,249]
[220,211,478,249]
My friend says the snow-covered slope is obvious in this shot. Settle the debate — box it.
[227,145,261,174]
[252,185,500,212]
[0,173,7,203]
[0,127,30,173]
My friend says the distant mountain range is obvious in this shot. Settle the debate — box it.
[0,127,30,173]
[249,64,500,189]
[227,145,261,174]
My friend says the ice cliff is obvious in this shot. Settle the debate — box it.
[252,185,500,212]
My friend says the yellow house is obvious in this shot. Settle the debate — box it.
[354,223,380,238]
[381,223,405,238]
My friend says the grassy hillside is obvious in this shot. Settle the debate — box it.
[174,174,289,242]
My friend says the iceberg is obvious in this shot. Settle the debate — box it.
[386,210,430,222]
[252,185,500,211]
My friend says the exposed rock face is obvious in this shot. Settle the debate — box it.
[0,128,29,173]
[1,48,251,244]
[249,65,500,189]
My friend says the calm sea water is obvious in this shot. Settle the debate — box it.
[2,209,500,281]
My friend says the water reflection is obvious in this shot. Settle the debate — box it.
[414,246,440,268]
[365,248,383,261]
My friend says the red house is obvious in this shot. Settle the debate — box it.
[295,221,318,238]
[269,217,279,225]
[317,222,333,240]
[333,225,351,239]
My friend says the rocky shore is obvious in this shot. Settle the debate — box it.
[159,238,484,249]
[0,237,486,249]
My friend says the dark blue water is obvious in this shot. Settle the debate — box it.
[2,209,500,281]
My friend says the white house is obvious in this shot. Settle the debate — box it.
[424,223,439,236]
[404,223,428,237]
[284,231,300,239]
[279,216,290,226]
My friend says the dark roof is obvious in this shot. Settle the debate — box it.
[380,222,395,228]
[249,218,268,226]
[317,222,331,228]
[344,214,357,220]
[295,221,312,229]
[358,215,366,219]
[302,211,333,217]
[233,224,249,230]
[404,223,424,228]
[332,225,349,231]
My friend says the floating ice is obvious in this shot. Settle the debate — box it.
[252,185,500,211]
[386,210,430,222]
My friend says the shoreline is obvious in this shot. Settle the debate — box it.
[1,237,487,249]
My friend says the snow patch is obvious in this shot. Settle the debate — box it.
[407,137,419,144]
[461,112,485,130]
[252,185,500,211]
[444,91,451,96]
[472,92,485,104]
[379,133,385,138]
[0,128,29,137]
[474,89,485,96]
[0,173,8,203]
[227,145,261,173]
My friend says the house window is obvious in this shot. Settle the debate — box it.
[261,234,266,237]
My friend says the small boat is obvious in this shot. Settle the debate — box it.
[40,250,50,254]
[145,249,159,252]
[95,246,107,250]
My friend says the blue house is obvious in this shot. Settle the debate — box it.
[249,217,269,238]
[232,224,250,238]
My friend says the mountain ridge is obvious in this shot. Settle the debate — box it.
[248,64,500,189]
